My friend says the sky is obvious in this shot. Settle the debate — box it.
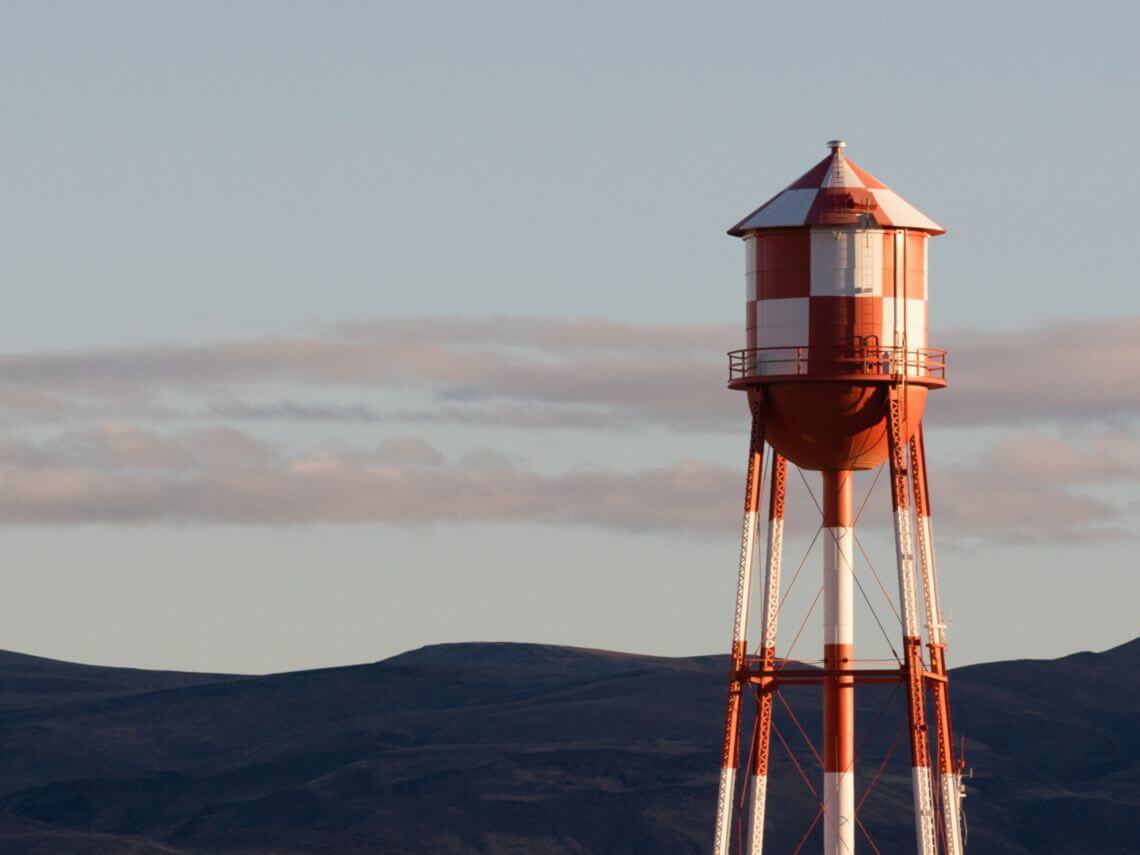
[0,1,1136,673]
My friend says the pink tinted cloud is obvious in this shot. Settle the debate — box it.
[0,315,1136,431]
[931,317,1140,426]
[0,318,738,430]
[0,425,737,529]
[0,424,1133,543]
[0,316,1133,540]
[923,427,1140,543]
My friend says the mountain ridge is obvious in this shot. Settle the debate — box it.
[0,638,1134,853]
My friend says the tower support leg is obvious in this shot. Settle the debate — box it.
[887,391,939,855]
[822,470,855,855]
[747,454,786,855]
[713,398,767,855]
[911,427,964,855]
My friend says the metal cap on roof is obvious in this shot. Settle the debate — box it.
[728,141,944,236]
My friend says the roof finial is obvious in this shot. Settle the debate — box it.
[827,139,846,154]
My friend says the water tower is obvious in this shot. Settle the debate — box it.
[711,141,964,855]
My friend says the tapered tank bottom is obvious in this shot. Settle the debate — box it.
[750,382,928,471]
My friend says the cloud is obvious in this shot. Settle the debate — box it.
[923,427,1140,543]
[0,425,738,529]
[376,437,445,466]
[0,316,1133,541]
[0,317,737,431]
[0,315,1136,432]
[977,428,1140,483]
[932,317,1140,427]
[0,423,1132,544]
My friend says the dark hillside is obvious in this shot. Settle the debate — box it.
[0,640,1134,853]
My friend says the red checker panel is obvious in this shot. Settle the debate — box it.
[808,296,883,348]
[757,231,810,299]
[808,296,857,348]
[845,160,887,190]
[761,269,810,300]
[877,232,926,299]
[853,298,885,346]
[758,231,810,269]
[806,187,877,227]
[904,232,927,299]
[789,157,832,189]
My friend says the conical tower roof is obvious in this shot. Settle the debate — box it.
[728,140,943,236]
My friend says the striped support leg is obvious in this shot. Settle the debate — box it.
[747,454,786,855]
[887,391,938,855]
[713,399,767,855]
[911,427,964,855]
[822,470,855,855]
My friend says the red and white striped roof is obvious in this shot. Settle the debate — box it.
[728,141,944,236]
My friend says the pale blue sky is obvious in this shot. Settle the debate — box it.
[0,2,1136,672]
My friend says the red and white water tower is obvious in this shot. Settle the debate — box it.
[711,141,965,855]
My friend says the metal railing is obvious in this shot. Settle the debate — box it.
[728,345,947,382]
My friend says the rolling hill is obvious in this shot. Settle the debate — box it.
[0,639,1135,853]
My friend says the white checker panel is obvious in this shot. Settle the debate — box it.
[822,159,864,189]
[739,189,817,230]
[881,297,928,350]
[810,229,885,296]
[756,297,809,349]
[754,300,808,377]
[872,189,943,233]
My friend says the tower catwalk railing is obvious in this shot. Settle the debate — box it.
[727,345,947,385]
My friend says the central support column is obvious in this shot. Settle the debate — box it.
[822,471,855,855]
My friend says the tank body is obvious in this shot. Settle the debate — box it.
[728,141,945,471]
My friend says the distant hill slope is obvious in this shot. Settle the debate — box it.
[0,640,1135,853]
